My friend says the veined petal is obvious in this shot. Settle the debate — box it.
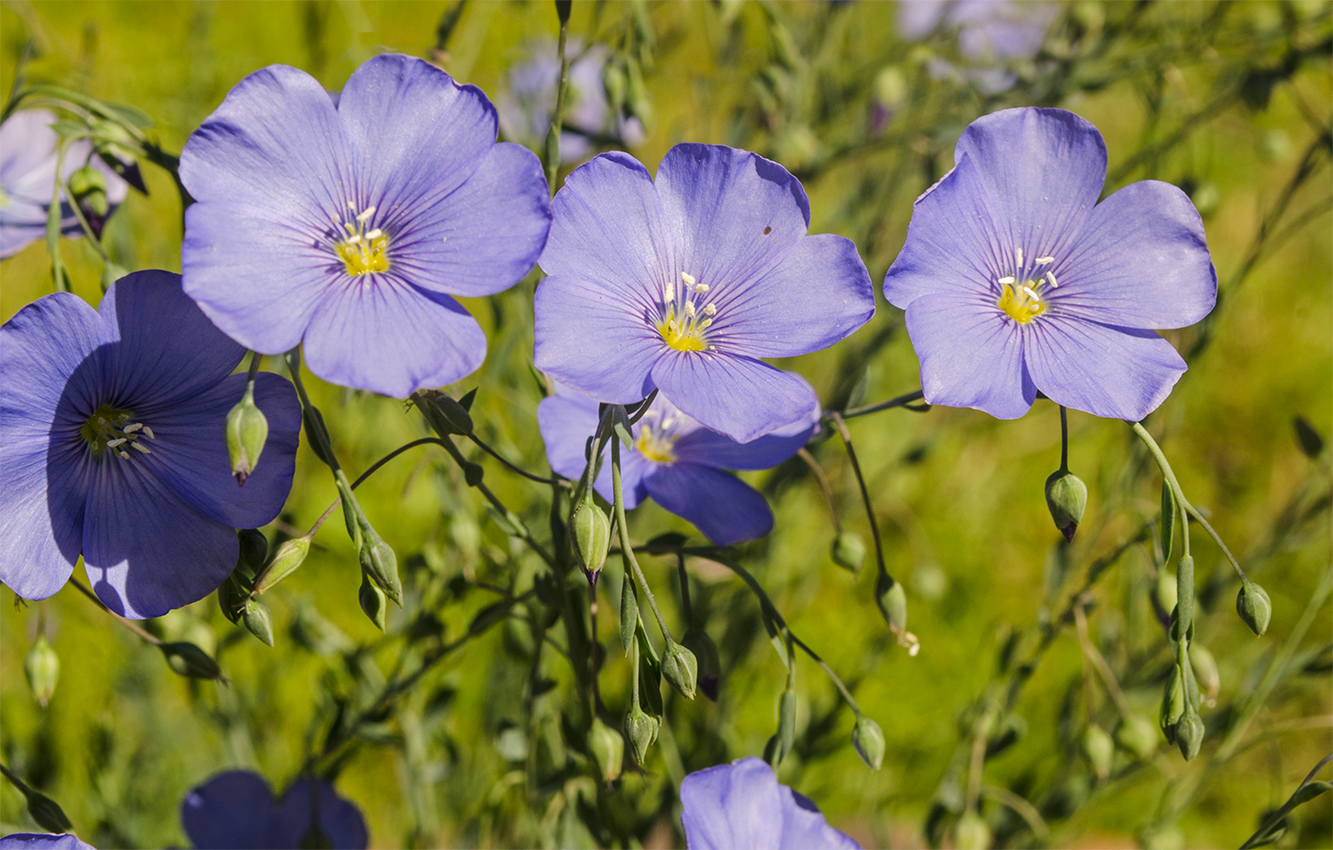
[1,291,108,437]
[0,438,85,600]
[181,771,280,850]
[391,141,550,298]
[651,351,816,443]
[674,385,819,470]
[302,278,487,398]
[81,460,239,619]
[778,789,861,850]
[643,464,773,545]
[533,273,661,404]
[142,372,300,529]
[709,233,874,358]
[1052,180,1217,329]
[1025,318,1187,421]
[904,292,1035,419]
[681,758,786,850]
[535,392,650,509]
[275,779,369,850]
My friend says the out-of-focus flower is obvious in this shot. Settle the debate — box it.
[534,143,873,443]
[898,0,1058,93]
[0,271,301,618]
[180,770,368,850]
[0,109,129,259]
[883,107,1216,421]
[538,385,818,545]
[179,53,551,398]
[680,757,860,849]
[498,39,645,164]
[0,835,94,850]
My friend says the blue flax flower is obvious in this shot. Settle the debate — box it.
[0,109,129,259]
[180,53,551,398]
[680,757,860,849]
[898,0,1057,94]
[181,770,367,850]
[884,107,1216,421]
[0,271,300,618]
[534,143,874,444]
[0,836,94,850]
[538,384,818,545]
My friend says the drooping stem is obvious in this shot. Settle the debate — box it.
[830,412,887,578]
[466,432,564,485]
[834,389,927,422]
[68,576,161,645]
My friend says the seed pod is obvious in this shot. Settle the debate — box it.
[254,535,312,594]
[570,499,611,576]
[1236,581,1271,637]
[661,641,698,700]
[623,706,659,766]
[1045,470,1088,542]
[681,629,721,701]
[876,572,907,634]
[831,530,866,573]
[416,389,474,436]
[1176,711,1205,761]
[359,573,388,631]
[242,597,275,647]
[852,715,885,771]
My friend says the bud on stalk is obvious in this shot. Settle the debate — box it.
[623,706,659,766]
[1236,581,1271,636]
[570,498,611,577]
[24,636,60,707]
[852,715,885,770]
[1045,470,1088,542]
[661,641,698,700]
[226,383,269,485]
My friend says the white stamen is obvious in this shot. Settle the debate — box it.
[1036,256,1055,265]
[123,423,143,434]
[130,441,151,454]
[663,283,675,303]
[1022,285,1042,301]
[680,272,696,286]
[356,206,376,222]
[106,438,127,448]
[1015,248,1024,268]
[364,229,383,241]
[348,200,357,211]
[1045,271,1058,289]
[998,276,1016,285]
[703,303,717,317]
[694,283,709,295]
[141,426,154,439]
[345,234,362,245]
[684,301,697,318]
[117,450,130,459]
[698,319,713,331]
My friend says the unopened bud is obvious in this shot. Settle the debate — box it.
[1116,715,1159,760]
[954,811,992,850]
[775,689,797,765]
[623,706,659,765]
[681,629,720,701]
[226,384,269,486]
[254,535,311,594]
[876,572,908,635]
[1236,581,1271,636]
[359,573,388,631]
[1160,668,1186,743]
[589,716,624,783]
[69,162,109,217]
[24,636,60,707]
[661,641,698,700]
[603,59,628,113]
[852,715,885,771]
[27,790,72,833]
[242,597,275,647]
[358,519,401,605]
[570,499,611,577]
[160,641,223,680]
[831,530,866,573]
[416,389,474,436]
[1176,711,1205,761]
[1188,643,1219,707]
[1045,470,1088,542]
[1083,724,1115,779]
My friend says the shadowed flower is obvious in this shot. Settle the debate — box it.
[180,53,551,398]
[181,770,367,850]
[898,0,1057,93]
[884,107,1216,421]
[680,757,860,849]
[0,109,129,259]
[0,836,94,850]
[538,385,818,545]
[0,271,301,618]
[534,143,874,443]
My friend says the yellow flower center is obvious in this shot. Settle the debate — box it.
[332,202,390,276]
[656,271,717,353]
[80,404,155,459]
[635,427,677,464]
[995,248,1059,325]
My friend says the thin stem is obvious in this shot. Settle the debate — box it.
[675,551,693,628]
[835,389,926,422]
[1059,406,1070,474]
[611,435,674,646]
[466,432,564,485]
[0,763,33,796]
[626,389,659,425]
[797,447,842,535]
[437,434,555,566]
[830,413,887,577]
[1239,753,1333,850]
[980,785,1050,843]
[68,576,161,645]
[1074,600,1132,717]
[544,6,571,192]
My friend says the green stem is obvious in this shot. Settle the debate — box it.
[830,412,888,579]
[1058,406,1070,474]
[834,389,926,422]
[544,6,572,192]
[611,435,674,648]
[68,576,161,645]
[466,432,564,485]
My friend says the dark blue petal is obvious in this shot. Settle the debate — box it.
[643,464,773,545]
[274,779,369,850]
[651,351,816,444]
[181,770,280,850]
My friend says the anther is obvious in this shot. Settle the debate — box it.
[123,423,142,434]
[1044,271,1058,289]
[141,426,154,439]
[684,302,697,318]
[131,442,151,454]
[998,276,1016,285]
[106,438,127,448]
[694,283,709,295]
[1036,256,1054,265]
[703,303,717,317]
[681,272,696,286]
[1022,285,1041,301]
[1016,248,1024,268]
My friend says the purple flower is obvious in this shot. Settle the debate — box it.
[0,108,129,259]
[898,0,1057,93]
[180,770,367,850]
[680,757,860,849]
[883,107,1216,421]
[0,271,301,618]
[538,384,818,545]
[179,53,551,398]
[0,836,94,850]
[534,144,874,443]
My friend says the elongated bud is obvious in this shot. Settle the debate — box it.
[358,517,401,605]
[603,58,627,114]
[25,636,60,707]
[1116,714,1159,760]
[1160,668,1186,743]
[1045,470,1088,542]
[623,706,659,766]
[416,389,473,436]
[226,384,269,486]
[661,641,698,700]
[1175,555,1195,634]
[27,790,72,833]
[954,811,992,850]
[1176,711,1205,760]
[359,573,388,631]
[852,715,885,771]
[1236,581,1271,636]
[570,499,611,577]
[589,717,624,783]
[876,572,907,632]
[302,405,335,467]
[254,536,311,594]
[242,597,275,647]
[831,530,866,573]
[619,576,639,655]
[1083,724,1115,779]
[681,629,720,701]
[160,641,223,680]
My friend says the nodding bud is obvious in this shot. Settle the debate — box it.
[416,389,473,436]
[24,636,60,707]
[1044,470,1088,542]
[159,641,223,681]
[1236,581,1271,637]
[876,572,920,656]
[852,715,885,771]
[1116,715,1159,760]
[1160,667,1186,743]
[226,384,269,486]
[68,162,110,224]
[26,790,72,834]
[358,519,401,606]
[623,706,659,766]
[1176,711,1205,761]
[954,812,992,850]
[242,597,275,647]
[1083,724,1115,780]
[831,530,866,573]
[681,629,721,701]
[570,498,611,577]
[589,717,625,783]
[359,573,388,631]
[661,641,698,700]
[253,536,312,595]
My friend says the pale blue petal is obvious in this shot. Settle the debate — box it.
[651,351,816,443]
[674,384,819,471]
[0,835,96,850]
[643,464,773,545]
[681,758,785,850]
[0,438,84,600]
[778,788,861,850]
[536,392,650,509]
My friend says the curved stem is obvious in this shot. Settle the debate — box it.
[797,447,842,535]
[1059,406,1070,474]
[611,435,674,647]
[830,412,887,578]
[834,389,926,422]
[466,432,564,485]
[67,576,161,645]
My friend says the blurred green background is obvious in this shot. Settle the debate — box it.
[1,1,1329,848]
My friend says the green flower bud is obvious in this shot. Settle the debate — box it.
[24,636,60,707]
[1174,555,1195,634]
[1083,724,1115,779]
[159,641,223,680]
[226,384,269,486]
[570,498,611,577]
[1045,470,1088,542]
[1236,581,1271,636]
[357,517,401,605]
[1160,668,1186,743]
[602,58,628,113]
[1176,711,1205,761]
[619,576,639,655]
[681,629,721,701]
[775,689,797,765]
[416,389,473,436]
[661,641,698,700]
[1156,568,1178,616]
[253,535,312,594]
[623,706,659,766]
[954,811,992,850]
[588,716,624,783]
[1115,715,1159,760]
[359,573,388,631]
[876,572,907,633]
[852,715,885,771]
[831,530,866,573]
[242,597,275,647]
[68,163,109,217]
[27,790,72,833]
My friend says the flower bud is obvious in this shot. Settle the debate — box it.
[1116,715,1159,760]
[242,597,275,647]
[954,812,992,850]
[619,576,639,655]
[1176,711,1205,761]
[852,715,885,771]
[1045,470,1088,542]
[661,641,698,700]
[159,641,223,680]
[570,498,611,577]
[681,629,720,701]
[1188,643,1220,707]
[1160,668,1186,743]
[775,689,797,765]
[876,572,907,634]
[69,162,109,219]
[358,518,401,605]
[359,573,388,632]
[226,385,269,486]
[831,530,866,573]
[24,636,59,707]
[1083,724,1115,779]
[26,790,72,833]
[253,535,312,594]
[588,716,624,783]
[416,389,473,436]
[623,706,659,766]
[1236,581,1271,636]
